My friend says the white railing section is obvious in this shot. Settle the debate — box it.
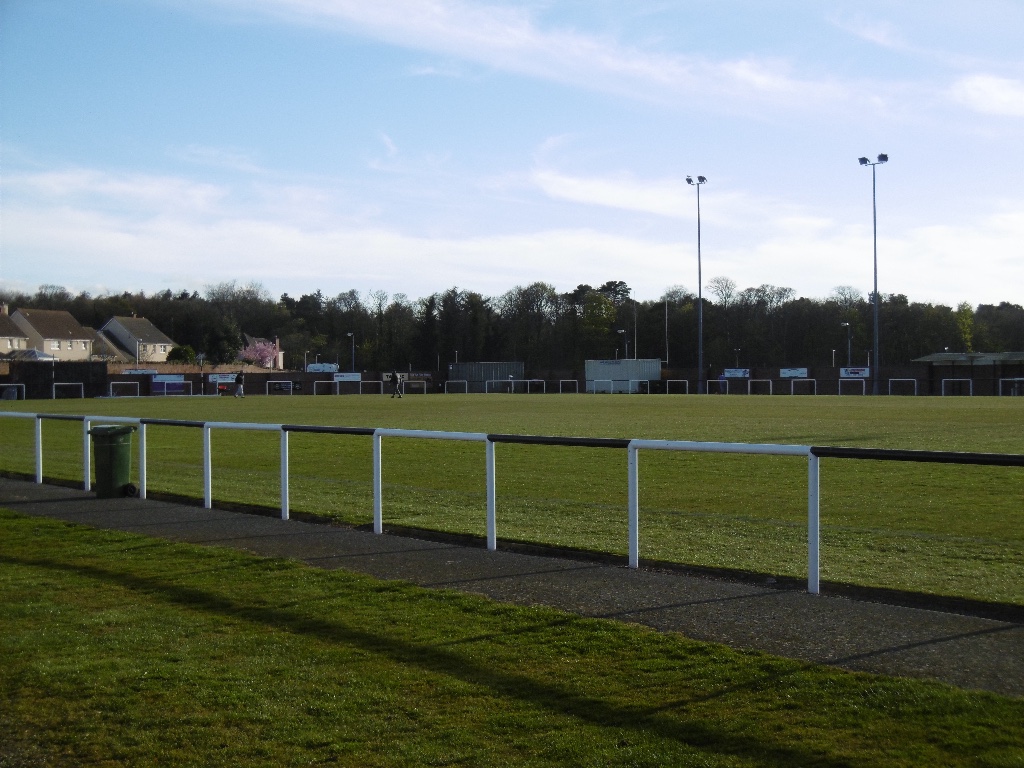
[45,412,1024,597]
[444,379,469,393]
[999,378,1024,396]
[747,379,773,395]
[665,379,690,394]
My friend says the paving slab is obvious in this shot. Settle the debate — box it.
[2,476,1020,698]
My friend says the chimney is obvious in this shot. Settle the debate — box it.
[1,303,8,316]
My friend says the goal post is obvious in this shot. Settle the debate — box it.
[266,380,294,395]
[941,378,973,396]
[402,380,428,395]
[789,378,816,395]
[109,381,141,398]
[998,378,1024,396]
[0,383,26,400]
[628,379,651,394]
[444,379,469,393]
[360,380,384,395]
[747,379,773,395]
[152,380,193,396]
[558,379,579,393]
[888,378,918,396]
[665,379,689,394]
[52,383,85,399]
[313,380,337,395]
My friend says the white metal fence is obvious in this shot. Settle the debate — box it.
[5,411,1023,596]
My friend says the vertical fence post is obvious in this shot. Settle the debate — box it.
[138,422,147,500]
[280,428,290,520]
[486,438,496,551]
[807,451,820,595]
[83,418,91,491]
[203,425,212,509]
[627,441,639,569]
[373,430,382,534]
[35,416,43,484]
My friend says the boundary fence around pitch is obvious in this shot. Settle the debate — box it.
[5,411,1024,596]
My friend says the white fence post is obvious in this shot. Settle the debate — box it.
[83,418,91,491]
[203,425,212,509]
[139,422,147,499]
[808,452,820,595]
[280,428,290,520]
[486,439,496,550]
[373,429,383,534]
[35,417,43,484]
[628,441,639,569]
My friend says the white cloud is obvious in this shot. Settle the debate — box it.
[209,0,850,109]
[4,163,1023,307]
[949,74,1024,116]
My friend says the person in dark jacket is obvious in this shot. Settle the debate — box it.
[390,369,402,398]
[234,371,245,398]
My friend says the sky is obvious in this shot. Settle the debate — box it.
[2,0,1023,308]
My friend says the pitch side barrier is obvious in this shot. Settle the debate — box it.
[7,411,1024,595]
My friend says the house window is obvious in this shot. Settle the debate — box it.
[50,340,60,350]
[66,340,73,350]
[160,344,167,353]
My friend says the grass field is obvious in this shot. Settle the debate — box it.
[2,394,1023,605]
[2,510,1022,767]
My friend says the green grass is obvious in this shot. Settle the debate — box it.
[2,395,1023,604]
[2,510,1022,767]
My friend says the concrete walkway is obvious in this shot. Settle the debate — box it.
[2,476,1021,698]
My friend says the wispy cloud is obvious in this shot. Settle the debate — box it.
[209,0,850,110]
[175,144,266,174]
[949,74,1024,117]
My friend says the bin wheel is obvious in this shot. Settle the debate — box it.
[122,483,138,498]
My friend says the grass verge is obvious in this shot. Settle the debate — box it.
[2,509,1023,767]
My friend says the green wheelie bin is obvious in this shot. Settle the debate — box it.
[90,425,137,498]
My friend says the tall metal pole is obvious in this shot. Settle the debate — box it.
[696,182,704,394]
[687,175,707,393]
[871,163,879,395]
[859,154,886,394]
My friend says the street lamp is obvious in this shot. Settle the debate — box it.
[858,153,888,394]
[733,348,741,368]
[303,350,308,371]
[686,174,707,393]
[840,322,852,367]
[617,329,627,360]
[346,332,355,372]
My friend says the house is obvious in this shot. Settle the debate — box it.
[99,316,177,364]
[87,327,134,363]
[10,308,93,361]
[0,305,30,356]
[241,333,284,370]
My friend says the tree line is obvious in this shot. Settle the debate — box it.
[4,280,1022,374]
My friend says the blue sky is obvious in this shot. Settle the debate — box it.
[2,0,1023,307]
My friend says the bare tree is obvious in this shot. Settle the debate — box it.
[706,276,737,307]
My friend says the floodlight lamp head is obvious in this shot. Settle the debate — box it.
[697,175,707,183]
[841,322,849,327]
[686,176,694,185]
[877,153,888,163]
[858,157,870,165]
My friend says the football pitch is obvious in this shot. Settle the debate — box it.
[2,394,1023,606]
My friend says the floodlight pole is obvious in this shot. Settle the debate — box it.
[687,175,707,393]
[841,322,852,367]
[859,154,887,395]
[346,332,355,372]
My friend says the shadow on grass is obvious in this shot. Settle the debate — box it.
[2,552,861,768]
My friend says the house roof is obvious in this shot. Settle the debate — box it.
[13,308,91,340]
[88,328,134,363]
[0,313,28,339]
[104,316,176,346]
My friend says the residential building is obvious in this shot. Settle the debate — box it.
[10,308,93,361]
[99,316,177,364]
[0,305,30,355]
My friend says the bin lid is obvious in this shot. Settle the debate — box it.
[89,424,137,436]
